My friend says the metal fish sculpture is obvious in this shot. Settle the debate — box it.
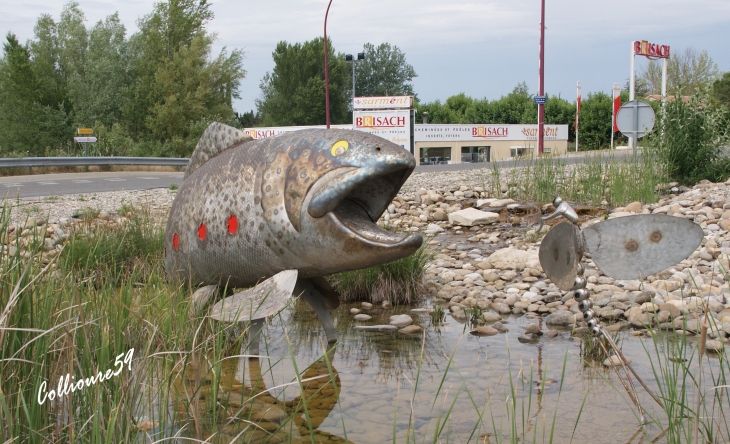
[165,122,423,342]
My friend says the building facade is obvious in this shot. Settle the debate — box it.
[414,124,569,165]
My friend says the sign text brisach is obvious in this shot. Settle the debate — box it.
[634,40,670,59]
[355,115,406,129]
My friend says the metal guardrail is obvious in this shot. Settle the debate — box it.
[0,157,189,168]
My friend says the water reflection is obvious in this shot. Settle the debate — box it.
[169,297,728,443]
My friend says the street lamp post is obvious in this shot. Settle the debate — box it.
[345,52,365,102]
[324,0,334,128]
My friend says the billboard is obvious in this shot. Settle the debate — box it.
[414,124,569,142]
[353,95,413,110]
[353,109,412,149]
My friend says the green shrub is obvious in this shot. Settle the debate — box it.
[651,90,730,184]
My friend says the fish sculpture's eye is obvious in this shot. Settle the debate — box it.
[331,140,349,157]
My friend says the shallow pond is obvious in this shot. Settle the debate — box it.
[166,297,729,444]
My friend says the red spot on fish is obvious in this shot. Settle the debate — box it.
[198,223,207,240]
[173,233,179,250]
[227,215,238,234]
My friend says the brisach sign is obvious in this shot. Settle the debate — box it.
[355,115,407,129]
[634,40,670,59]
[472,126,509,138]
[243,125,353,140]
[353,95,413,110]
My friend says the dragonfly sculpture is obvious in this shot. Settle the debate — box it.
[537,197,704,336]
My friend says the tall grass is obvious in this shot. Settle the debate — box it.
[327,247,435,305]
[485,151,664,207]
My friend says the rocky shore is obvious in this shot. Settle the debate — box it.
[3,173,730,353]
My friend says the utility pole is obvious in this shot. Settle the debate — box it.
[324,0,334,128]
[538,0,545,154]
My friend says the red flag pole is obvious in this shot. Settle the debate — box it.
[538,0,545,154]
[324,0,333,128]
[575,81,581,152]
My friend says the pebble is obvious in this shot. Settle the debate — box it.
[603,356,630,367]
[470,326,499,336]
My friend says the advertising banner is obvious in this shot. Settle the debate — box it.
[243,124,353,140]
[353,96,413,110]
[353,109,411,149]
[414,124,568,142]
[612,83,622,132]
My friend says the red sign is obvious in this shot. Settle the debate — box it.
[634,40,670,59]
[355,115,406,129]
[472,126,509,138]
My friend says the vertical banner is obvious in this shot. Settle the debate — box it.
[575,82,581,152]
[612,83,622,132]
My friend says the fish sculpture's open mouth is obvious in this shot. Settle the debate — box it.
[307,165,422,248]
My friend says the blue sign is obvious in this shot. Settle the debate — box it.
[533,95,546,105]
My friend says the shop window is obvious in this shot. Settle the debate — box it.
[510,147,533,158]
[461,146,490,163]
[420,147,452,165]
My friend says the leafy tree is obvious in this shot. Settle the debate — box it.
[125,0,220,139]
[145,34,244,142]
[257,37,349,126]
[69,13,129,128]
[575,92,612,150]
[638,47,720,96]
[712,72,730,109]
[0,33,68,155]
[237,110,262,127]
[353,42,416,97]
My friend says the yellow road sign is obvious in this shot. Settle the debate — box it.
[77,128,93,135]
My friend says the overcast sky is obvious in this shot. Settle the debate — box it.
[3,0,729,115]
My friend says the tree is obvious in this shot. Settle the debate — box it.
[638,47,720,96]
[353,42,416,98]
[256,37,349,126]
[68,13,129,128]
[0,33,68,155]
[712,72,730,109]
[125,0,219,138]
[575,92,612,150]
[145,34,244,142]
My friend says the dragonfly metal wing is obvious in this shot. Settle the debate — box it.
[582,214,703,280]
[539,221,585,291]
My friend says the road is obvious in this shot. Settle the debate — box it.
[0,171,184,199]
[0,149,638,198]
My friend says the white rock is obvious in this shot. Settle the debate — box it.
[448,208,500,226]
[389,314,414,328]
[488,248,539,270]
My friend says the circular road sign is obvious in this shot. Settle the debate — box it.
[616,100,655,139]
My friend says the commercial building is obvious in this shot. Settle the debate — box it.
[414,124,569,165]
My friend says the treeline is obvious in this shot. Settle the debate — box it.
[0,0,244,157]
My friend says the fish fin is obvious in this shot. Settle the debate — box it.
[309,276,341,310]
[184,122,253,180]
[209,270,298,322]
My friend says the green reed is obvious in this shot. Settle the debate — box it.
[484,150,665,208]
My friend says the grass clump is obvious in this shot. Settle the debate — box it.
[327,247,434,305]
[485,150,664,208]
